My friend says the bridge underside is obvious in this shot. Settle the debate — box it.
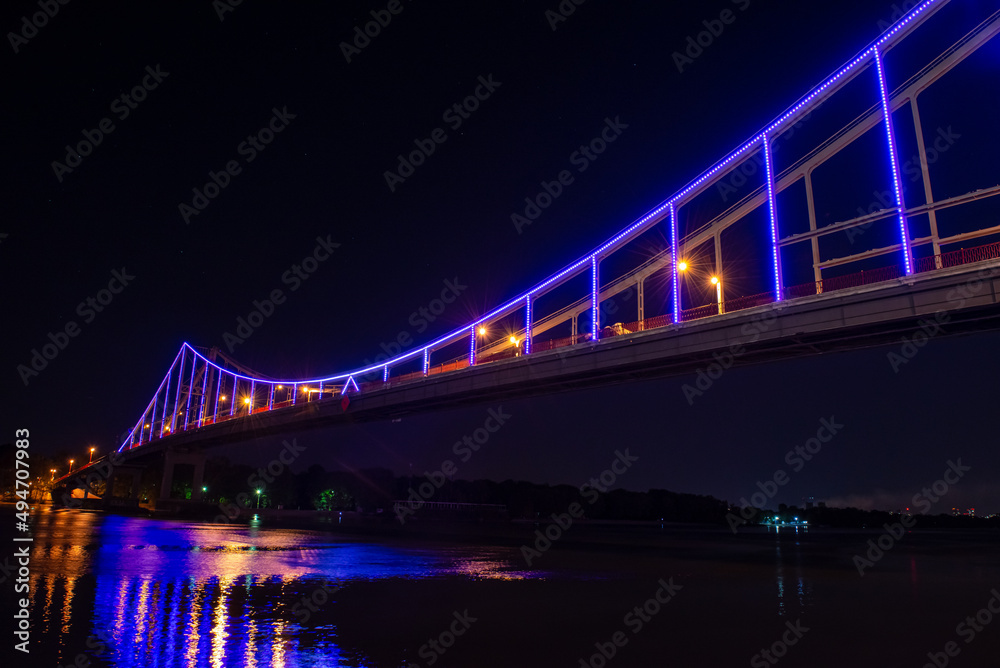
[110,260,1000,461]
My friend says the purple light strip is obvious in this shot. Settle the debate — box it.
[213,368,222,423]
[160,357,173,436]
[197,361,209,427]
[170,348,186,433]
[123,5,941,428]
[670,203,680,324]
[383,366,389,382]
[250,380,256,413]
[874,48,914,276]
[762,133,783,300]
[268,383,274,411]
[292,383,297,406]
[591,256,599,340]
[525,295,533,355]
[342,376,360,394]
[422,349,430,375]
[184,357,196,430]
[468,327,476,366]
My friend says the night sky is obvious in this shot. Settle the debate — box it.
[5,1,999,513]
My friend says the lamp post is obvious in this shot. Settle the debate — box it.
[68,459,75,474]
[711,276,723,314]
[89,447,95,464]
[256,489,262,509]
[50,469,56,481]
[509,336,521,357]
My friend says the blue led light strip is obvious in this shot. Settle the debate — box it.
[184,358,196,430]
[468,327,476,367]
[874,48,914,275]
[591,256,600,340]
[525,295,533,355]
[670,203,680,323]
[762,133,783,300]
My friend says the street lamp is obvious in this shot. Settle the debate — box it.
[710,276,723,314]
[509,336,521,356]
[89,447,95,464]
[50,469,56,481]
[256,489,262,508]
[677,260,688,272]
[68,459,75,474]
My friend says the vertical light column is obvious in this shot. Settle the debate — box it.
[213,369,222,423]
[160,361,173,436]
[874,47,914,276]
[319,381,323,401]
[591,256,600,340]
[525,296,533,355]
[229,374,237,416]
[197,363,209,427]
[267,383,274,411]
[670,203,680,323]
[468,327,476,366]
[170,349,186,433]
[383,366,389,382]
[292,383,298,406]
[183,358,196,430]
[762,132,783,301]
[422,349,430,375]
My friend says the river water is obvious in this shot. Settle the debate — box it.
[5,506,1000,667]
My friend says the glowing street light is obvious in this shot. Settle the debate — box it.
[710,276,723,314]
[68,459,75,474]
[478,326,487,336]
[256,489,262,508]
[89,446,96,464]
[677,260,689,272]
[50,469,56,481]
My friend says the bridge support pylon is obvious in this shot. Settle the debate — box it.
[160,448,207,502]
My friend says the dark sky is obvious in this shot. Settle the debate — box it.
[4,0,999,513]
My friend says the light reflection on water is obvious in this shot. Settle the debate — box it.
[27,508,548,667]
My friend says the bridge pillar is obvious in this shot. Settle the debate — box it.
[909,96,943,266]
[160,449,207,501]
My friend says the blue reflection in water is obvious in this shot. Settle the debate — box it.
[71,515,538,667]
